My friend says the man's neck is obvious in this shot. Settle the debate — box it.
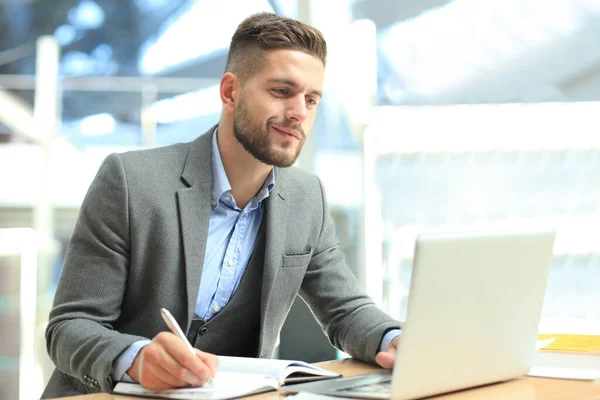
[216,124,272,209]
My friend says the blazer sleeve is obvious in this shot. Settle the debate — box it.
[45,153,147,392]
[298,177,401,364]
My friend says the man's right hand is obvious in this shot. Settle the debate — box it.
[127,332,218,390]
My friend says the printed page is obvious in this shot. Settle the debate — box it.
[217,356,337,384]
[114,372,278,400]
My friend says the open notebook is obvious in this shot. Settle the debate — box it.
[113,356,340,400]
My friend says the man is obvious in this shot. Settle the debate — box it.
[42,12,400,398]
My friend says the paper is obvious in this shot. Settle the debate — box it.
[114,372,278,400]
[216,356,338,385]
[529,351,600,381]
[536,337,556,351]
[288,393,344,400]
[537,334,600,352]
[528,366,600,381]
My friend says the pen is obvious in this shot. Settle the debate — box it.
[160,308,214,386]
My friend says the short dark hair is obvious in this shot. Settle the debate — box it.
[226,12,327,79]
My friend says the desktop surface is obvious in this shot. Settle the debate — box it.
[46,356,600,400]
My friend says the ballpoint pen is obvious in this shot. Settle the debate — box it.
[160,307,214,386]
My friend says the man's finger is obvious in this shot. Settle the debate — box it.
[157,332,213,382]
[151,357,201,387]
[154,354,204,387]
[195,349,219,376]
[388,336,399,352]
[375,351,395,369]
[141,341,204,387]
[138,361,185,390]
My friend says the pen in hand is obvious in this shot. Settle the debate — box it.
[160,308,214,386]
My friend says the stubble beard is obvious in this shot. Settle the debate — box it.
[233,98,305,168]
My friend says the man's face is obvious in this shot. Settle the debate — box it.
[233,49,324,167]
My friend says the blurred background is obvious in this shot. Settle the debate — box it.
[1,0,599,399]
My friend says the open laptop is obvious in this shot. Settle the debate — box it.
[283,230,556,400]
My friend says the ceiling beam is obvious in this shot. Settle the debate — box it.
[0,88,40,142]
[0,74,217,93]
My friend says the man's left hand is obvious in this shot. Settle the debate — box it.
[375,336,398,369]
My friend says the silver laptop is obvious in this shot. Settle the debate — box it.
[284,230,556,400]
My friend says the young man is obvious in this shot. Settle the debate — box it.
[42,12,400,398]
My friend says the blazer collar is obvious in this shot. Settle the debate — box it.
[179,125,215,330]
[181,125,216,188]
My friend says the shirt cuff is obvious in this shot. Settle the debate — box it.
[379,329,401,353]
[111,339,151,382]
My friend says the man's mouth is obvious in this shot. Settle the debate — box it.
[272,124,302,140]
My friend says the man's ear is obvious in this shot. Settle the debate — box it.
[220,72,238,113]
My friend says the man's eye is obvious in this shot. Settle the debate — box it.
[307,98,318,106]
[273,88,288,95]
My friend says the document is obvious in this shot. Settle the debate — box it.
[536,337,556,351]
[529,351,600,381]
[113,356,340,400]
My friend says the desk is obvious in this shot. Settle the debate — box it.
[49,358,600,400]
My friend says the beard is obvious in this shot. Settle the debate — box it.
[233,97,306,168]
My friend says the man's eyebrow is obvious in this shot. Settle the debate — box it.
[267,78,322,98]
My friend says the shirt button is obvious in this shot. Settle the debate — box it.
[227,259,233,266]
[214,305,220,312]
[211,199,217,206]
[224,195,231,201]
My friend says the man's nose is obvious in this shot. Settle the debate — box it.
[284,95,308,123]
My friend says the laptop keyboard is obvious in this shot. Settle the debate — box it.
[336,378,392,394]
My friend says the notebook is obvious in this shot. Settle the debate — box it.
[113,355,340,399]
[283,229,556,400]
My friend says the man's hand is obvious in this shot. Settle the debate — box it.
[375,336,398,369]
[127,332,219,390]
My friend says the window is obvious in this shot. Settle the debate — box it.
[363,102,600,333]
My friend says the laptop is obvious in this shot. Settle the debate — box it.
[283,230,556,400]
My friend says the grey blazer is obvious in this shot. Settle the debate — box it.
[43,127,400,398]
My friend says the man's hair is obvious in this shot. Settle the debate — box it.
[226,12,327,79]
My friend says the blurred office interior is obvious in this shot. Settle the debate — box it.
[1,0,599,399]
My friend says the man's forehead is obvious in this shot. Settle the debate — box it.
[259,49,324,88]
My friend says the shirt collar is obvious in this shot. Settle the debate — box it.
[211,129,275,210]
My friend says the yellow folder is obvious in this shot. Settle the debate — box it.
[538,334,600,352]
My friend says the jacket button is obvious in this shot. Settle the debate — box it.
[199,327,208,335]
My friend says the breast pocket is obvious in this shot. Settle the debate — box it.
[282,247,313,268]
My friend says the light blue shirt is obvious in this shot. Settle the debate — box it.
[112,131,399,381]
[196,131,274,319]
[381,329,401,352]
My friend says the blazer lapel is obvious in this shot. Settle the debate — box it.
[178,128,215,330]
[260,170,288,339]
